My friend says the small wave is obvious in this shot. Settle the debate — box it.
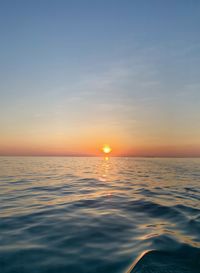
[127,246,200,273]
[125,199,186,222]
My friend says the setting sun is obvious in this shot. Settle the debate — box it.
[102,145,112,154]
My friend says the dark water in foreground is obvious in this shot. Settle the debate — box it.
[0,157,200,273]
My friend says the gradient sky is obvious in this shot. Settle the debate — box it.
[0,0,200,156]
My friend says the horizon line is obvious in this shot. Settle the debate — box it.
[0,154,200,158]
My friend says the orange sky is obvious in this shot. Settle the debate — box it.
[1,130,200,157]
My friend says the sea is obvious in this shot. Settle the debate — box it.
[0,157,200,273]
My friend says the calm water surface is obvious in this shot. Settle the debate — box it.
[0,157,200,273]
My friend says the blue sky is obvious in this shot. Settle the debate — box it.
[0,0,200,155]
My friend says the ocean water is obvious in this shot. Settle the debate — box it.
[0,157,200,273]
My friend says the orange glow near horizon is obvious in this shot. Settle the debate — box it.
[1,134,200,157]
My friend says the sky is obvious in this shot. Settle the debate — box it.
[0,0,200,156]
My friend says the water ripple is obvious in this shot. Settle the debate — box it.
[0,157,200,273]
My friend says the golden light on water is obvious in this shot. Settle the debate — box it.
[102,145,112,154]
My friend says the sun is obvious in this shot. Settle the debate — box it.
[102,145,112,154]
